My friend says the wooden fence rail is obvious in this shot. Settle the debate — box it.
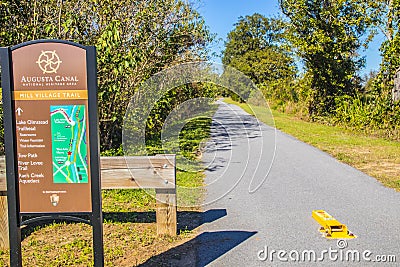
[0,155,177,249]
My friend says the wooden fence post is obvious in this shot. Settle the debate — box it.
[0,157,7,249]
[155,188,177,236]
[0,194,9,249]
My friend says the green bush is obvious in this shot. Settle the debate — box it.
[332,95,400,140]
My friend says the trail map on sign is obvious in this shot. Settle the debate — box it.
[51,105,88,183]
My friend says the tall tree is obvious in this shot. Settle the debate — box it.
[368,0,400,100]
[280,0,371,116]
[222,13,296,86]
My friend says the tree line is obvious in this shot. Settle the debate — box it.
[223,0,400,140]
[0,0,216,154]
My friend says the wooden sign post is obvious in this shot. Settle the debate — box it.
[0,40,103,266]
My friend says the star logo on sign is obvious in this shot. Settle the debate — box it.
[36,50,62,74]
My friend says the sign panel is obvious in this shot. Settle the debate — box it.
[11,42,92,213]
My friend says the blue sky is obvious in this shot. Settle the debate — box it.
[198,0,383,76]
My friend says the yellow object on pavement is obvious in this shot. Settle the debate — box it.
[312,210,356,239]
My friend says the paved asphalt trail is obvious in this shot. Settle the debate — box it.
[197,101,400,266]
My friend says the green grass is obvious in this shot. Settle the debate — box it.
[101,169,205,213]
[102,115,212,211]
[176,171,205,207]
[102,189,156,212]
[224,98,400,191]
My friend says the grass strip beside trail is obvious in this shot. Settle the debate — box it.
[224,98,400,191]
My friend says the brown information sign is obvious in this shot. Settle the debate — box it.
[2,40,103,266]
[12,43,92,213]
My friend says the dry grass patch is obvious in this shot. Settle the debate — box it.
[0,211,199,266]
